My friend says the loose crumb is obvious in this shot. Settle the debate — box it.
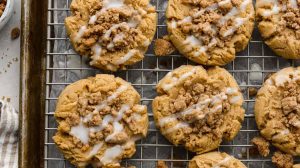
[272,151,294,168]
[248,87,258,97]
[157,160,168,168]
[11,27,20,40]
[0,0,7,18]
[251,136,270,157]
[154,36,175,56]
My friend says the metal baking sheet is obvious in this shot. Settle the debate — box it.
[41,0,300,168]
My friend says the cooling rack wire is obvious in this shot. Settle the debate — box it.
[44,0,300,167]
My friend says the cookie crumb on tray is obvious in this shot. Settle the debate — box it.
[154,36,175,56]
[157,160,168,168]
[251,136,270,157]
[293,164,300,168]
[0,0,7,18]
[272,151,294,168]
[11,27,20,40]
[248,87,257,97]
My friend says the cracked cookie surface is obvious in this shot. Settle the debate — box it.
[153,65,245,154]
[53,74,148,167]
[166,0,254,66]
[188,152,247,168]
[256,0,300,59]
[65,0,157,71]
[255,67,300,156]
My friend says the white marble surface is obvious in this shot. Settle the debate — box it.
[0,0,21,110]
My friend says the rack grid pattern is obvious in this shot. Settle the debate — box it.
[45,0,300,167]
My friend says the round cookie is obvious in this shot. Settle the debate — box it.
[189,152,247,168]
[255,67,300,156]
[166,0,254,66]
[256,0,300,59]
[53,74,148,167]
[65,0,157,71]
[152,65,245,154]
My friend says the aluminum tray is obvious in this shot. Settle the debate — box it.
[20,0,300,167]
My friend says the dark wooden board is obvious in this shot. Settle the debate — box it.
[20,0,48,167]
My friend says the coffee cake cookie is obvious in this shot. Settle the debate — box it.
[65,0,157,71]
[153,65,245,154]
[189,152,247,168]
[53,74,148,167]
[255,67,300,156]
[166,0,254,66]
[256,0,300,59]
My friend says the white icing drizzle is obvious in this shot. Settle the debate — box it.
[93,85,128,113]
[128,16,140,28]
[226,88,238,95]
[171,20,177,29]
[211,105,223,113]
[178,16,192,25]
[87,143,103,158]
[164,123,190,134]
[275,74,291,86]
[89,15,98,24]
[91,44,102,63]
[289,0,298,8]
[105,105,130,141]
[212,156,232,168]
[184,35,202,46]
[75,26,87,42]
[143,39,151,47]
[70,120,90,144]
[273,129,290,139]
[100,145,123,165]
[218,0,231,6]
[103,22,128,39]
[115,49,138,65]
[90,115,114,132]
[229,95,241,104]
[262,4,280,17]
[193,3,219,18]
[162,67,197,91]
[219,7,239,25]
[158,87,241,134]
[103,0,124,9]
[105,121,124,141]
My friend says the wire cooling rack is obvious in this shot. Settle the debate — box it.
[44,0,300,167]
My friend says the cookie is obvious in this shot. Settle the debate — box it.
[152,65,245,154]
[255,67,300,156]
[53,74,148,167]
[256,0,300,59]
[189,152,247,168]
[166,0,254,66]
[65,0,157,71]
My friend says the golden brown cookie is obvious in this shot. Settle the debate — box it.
[53,74,148,167]
[255,67,300,156]
[256,0,300,59]
[152,65,245,154]
[65,0,157,71]
[294,164,300,168]
[189,152,247,168]
[166,0,254,66]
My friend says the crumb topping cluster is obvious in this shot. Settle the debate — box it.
[172,0,252,55]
